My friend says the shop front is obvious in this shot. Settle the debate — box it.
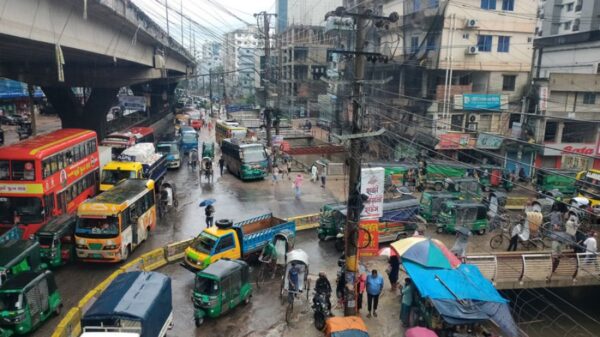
[435,133,476,161]
[536,142,596,171]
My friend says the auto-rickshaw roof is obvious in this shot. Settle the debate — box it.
[286,249,309,266]
[36,214,76,237]
[199,259,248,280]
[0,240,38,267]
[0,271,46,291]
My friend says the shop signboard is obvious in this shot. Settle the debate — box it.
[360,167,384,219]
[463,94,502,111]
[118,95,146,112]
[542,143,595,156]
[476,134,503,149]
[358,219,379,257]
[435,133,475,150]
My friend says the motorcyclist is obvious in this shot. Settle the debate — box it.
[314,272,332,312]
[189,150,198,170]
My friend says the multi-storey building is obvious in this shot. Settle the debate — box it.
[533,0,600,170]
[376,0,537,174]
[287,0,344,26]
[223,25,261,101]
[278,25,333,118]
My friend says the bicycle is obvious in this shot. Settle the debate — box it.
[489,225,547,251]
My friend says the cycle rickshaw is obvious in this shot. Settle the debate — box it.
[280,249,311,324]
[200,157,214,182]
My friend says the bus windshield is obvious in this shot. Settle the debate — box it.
[241,147,266,163]
[157,144,178,156]
[0,292,23,311]
[193,232,217,254]
[101,170,136,185]
[182,133,197,143]
[0,197,43,224]
[76,216,119,237]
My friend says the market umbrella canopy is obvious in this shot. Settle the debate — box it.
[405,327,437,337]
[391,237,461,269]
[377,247,397,257]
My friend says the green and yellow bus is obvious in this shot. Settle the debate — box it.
[215,120,247,146]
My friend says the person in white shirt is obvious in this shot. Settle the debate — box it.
[583,232,598,265]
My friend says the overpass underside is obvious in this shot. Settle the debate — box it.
[0,0,195,137]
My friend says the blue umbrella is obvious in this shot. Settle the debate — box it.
[199,198,216,207]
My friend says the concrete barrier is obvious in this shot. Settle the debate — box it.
[141,248,168,271]
[165,239,194,262]
[51,307,81,337]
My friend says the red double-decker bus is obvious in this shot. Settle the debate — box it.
[100,126,154,158]
[0,129,100,238]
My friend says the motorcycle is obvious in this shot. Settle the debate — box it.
[312,291,331,331]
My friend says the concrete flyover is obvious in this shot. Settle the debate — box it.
[0,0,196,137]
[465,252,600,289]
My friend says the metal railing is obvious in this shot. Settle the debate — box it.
[465,252,600,289]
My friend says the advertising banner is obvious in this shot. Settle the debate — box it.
[463,94,502,111]
[476,134,504,149]
[436,133,475,150]
[358,219,379,257]
[118,95,146,112]
[360,167,385,219]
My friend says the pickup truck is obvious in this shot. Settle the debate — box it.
[183,213,296,271]
[81,271,173,337]
[100,143,167,191]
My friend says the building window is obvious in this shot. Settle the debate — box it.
[583,92,596,104]
[564,21,571,30]
[479,115,492,132]
[426,35,436,51]
[481,0,496,10]
[566,3,573,11]
[413,0,421,11]
[477,35,493,52]
[410,36,419,53]
[575,0,583,11]
[501,0,514,11]
[502,75,516,91]
[573,18,580,31]
[497,36,510,52]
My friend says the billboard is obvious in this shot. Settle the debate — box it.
[436,133,475,150]
[358,220,379,257]
[476,134,504,149]
[118,95,146,112]
[360,167,384,219]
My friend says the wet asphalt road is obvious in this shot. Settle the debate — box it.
[33,127,339,337]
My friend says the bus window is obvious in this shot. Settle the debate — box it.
[76,217,119,236]
[0,161,9,180]
[11,161,35,181]
[50,156,58,174]
[42,159,51,178]
[57,153,65,170]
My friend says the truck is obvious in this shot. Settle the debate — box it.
[99,142,167,192]
[81,271,173,337]
[183,213,296,271]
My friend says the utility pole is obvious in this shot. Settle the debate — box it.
[255,11,278,149]
[324,6,399,317]
[209,69,213,117]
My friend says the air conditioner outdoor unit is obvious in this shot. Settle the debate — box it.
[466,46,479,55]
[466,114,479,132]
[465,19,478,28]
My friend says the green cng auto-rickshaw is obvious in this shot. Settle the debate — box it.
[0,241,44,286]
[444,177,482,199]
[478,165,513,192]
[419,192,461,222]
[535,169,578,196]
[437,201,489,235]
[202,142,215,159]
[35,215,76,267]
[317,203,347,241]
[0,270,61,335]
[192,259,252,326]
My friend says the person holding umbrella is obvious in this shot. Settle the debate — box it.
[199,199,216,228]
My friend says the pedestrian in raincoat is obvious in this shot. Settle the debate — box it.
[451,227,472,258]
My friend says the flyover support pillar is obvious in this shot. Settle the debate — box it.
[43,86,119,139]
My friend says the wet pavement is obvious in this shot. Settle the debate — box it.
[32,119,552,337]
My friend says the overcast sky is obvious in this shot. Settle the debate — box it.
[134,0,276,47]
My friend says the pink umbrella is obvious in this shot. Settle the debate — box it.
[378,247,397,257]
[405,326,438,337]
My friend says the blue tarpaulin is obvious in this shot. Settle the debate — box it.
[404,261,518,337]
[0,79,44,99]
[82,272,172,337]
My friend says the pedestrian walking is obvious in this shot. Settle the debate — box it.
[281,160,289,180]
[286,158,293,180]
[218,156,225,176]
[584,231,598,265]
[551,224,563,272]
[310,164,318,183]
[507,221,522,251]
[451,227,471,258]
[320,166,327,188]
[366,269,384,318]
[293,174,303,198]
[205,204,215,228]
[386,255,400,290]
[357,272,366,312]
[400,278,414,327]
[271,165,280,184]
